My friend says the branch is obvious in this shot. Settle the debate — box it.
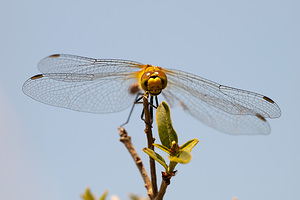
[143,93,158,197]
[118,127,153,199]
[154,180,168,200]
[154,170,176,200]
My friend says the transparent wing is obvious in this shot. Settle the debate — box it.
[163,69,281,135]
[37,54,143,74]
[23,54,144,113]
[23,72,139,113]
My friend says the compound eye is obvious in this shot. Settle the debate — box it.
[153,70,167,89]
[140,71,153,91]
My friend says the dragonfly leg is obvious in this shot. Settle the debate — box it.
[141,95,159,125]
[120,93,159,127]
[119,92,144,127]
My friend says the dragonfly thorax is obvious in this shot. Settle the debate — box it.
[140,68,167,96]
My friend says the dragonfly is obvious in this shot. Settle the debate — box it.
[23,54,281,135]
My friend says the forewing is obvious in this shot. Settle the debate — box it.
[164,69,281,118]
[38,54,143,74]
[23,72,140,113]
[163,87,270,134]
[163,69,281,134]
[23,54,145,113]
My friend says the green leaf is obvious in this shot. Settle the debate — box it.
[129,193,148,200]
[180,139,199,152]
[153,143,171,154]
[99,190,108,200]
[99,190,109,200]
[82,188,95,200]
[156,101,178,149]
[143,148,168,171]
[169,150,192,164]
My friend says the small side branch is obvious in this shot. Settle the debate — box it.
[118,127,153,199]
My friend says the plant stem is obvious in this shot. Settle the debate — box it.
[154,180,168,200]
[154,161,178,200]
[143,93,158,197]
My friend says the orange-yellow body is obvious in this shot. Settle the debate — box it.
[133,64,168,96]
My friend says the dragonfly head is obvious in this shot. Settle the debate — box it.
[140,68,167,96]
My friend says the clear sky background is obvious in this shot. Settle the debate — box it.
[0,0,299,200]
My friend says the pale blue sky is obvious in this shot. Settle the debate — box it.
[0,0,299,200]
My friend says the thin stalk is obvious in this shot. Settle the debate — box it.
[143,93,158,197]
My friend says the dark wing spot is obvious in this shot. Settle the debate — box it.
[30,74,44,80]
[49,54,61,58]
[263,96,275,104]
[256,114,267,122]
